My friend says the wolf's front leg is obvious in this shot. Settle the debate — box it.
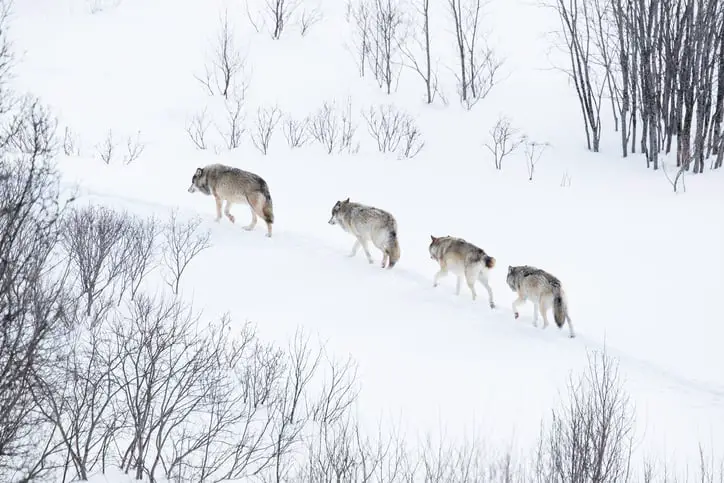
[349,239,360,257]
[359,239,374,264]
[214,196,223,222]
[512,294,525,319]
[455,276,462,296]
[433,267,448,287]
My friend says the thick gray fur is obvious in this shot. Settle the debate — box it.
[328,198,401,269]
[428,235,496,308]
[506,265,575,338]
[188,163,275,237]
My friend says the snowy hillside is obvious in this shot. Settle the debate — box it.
[2,0,723,481]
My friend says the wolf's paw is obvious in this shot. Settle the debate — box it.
[242,225,254,231]
[489,302,495,309]
[265,232,272,238]
[514,312,519,319]
[227,215,236,223]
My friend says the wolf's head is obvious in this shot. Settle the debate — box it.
[506,265,518,291]
[328,198,350,225]
[188,167,210,196]
[428,235,440,260]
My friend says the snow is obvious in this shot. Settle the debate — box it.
[8,0,724,478]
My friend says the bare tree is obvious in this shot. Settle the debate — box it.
[545,349,635,483]
[448,0,502,109]
[484,116,525,170]
[94,129,115,164]
[524,139,550,181]
[61,204,133,316]
[116,214,158,303]
[282,115,310,148]
[195,11,248,100]
[62,126,81,157]
[216,94,247,150]
[399,0,442,104]
[0,97,71,480]
[362,104,425,158]
[299,7,323,36]
[551,0,607,151]
[30,321,124,481]
[122,130,145,165]
[370,0,407,94]
[251,105,283,155]
[307,100,359,155]
[345,0,373,77]
[160,209,212,296]
[186,108,212,150]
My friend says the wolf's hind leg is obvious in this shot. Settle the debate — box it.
[243,200,258,231]
[531,302,540,327]
[214,195,223,222]
[478,274,495,308]
[224,201,235,223]
[539,300,550,329]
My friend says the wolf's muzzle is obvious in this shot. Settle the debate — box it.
[328,216,336,225]
[187,184,196,193]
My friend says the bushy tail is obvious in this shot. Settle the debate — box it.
[260,183,274,224]
[553,289,567,328]
[483,255,496,269]
[386,230,401,268]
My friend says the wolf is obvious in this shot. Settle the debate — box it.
[428,235,496,308]
[328,198,401,269]
[187,163,275,237]
[505,265,575,338]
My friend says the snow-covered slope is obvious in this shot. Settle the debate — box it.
[8,0,724,475]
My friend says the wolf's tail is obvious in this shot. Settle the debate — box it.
[386,230,401,268]
[483,254,496,269]
[552,288,567,329]
[260,182,274,224]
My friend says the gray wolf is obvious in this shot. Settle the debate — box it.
[328,198,400,269]
[187,163,274,237]
[428,235,496,308]
[505,265,575,338]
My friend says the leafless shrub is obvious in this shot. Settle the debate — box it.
[560,170,572,188]
[345,0,373,77]
[524,139,550,181]
[399,0,445,104]
[87,0,121,14]
[122,130,145,165]
[160,209,212,296]
[0,0,14,115]
[299,7,323,36]
[61,204,134,316]
[30,322,124,481]
[484,116,525,170]
[282,115,310,148]
[362,104,424,159]
[308,99,359,155]
[2,96,59,157]
[544,348,635,483]
[115,214,158,304]
[215,94,247,151]
[63,126,81,156]
[195,10,249,100]
[95,129,115,164]
[448,0,504,110]
[251,105,283,155]
[0,101,72,479]
[186,108,212,150]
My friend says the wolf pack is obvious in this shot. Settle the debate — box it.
[188,163,576,339]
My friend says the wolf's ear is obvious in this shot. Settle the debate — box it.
[430,235,436,242]
[343,197,350,203]
[195,168,203,176]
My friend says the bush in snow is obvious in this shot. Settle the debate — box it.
[362,104,425,159]
[307,98,359,155]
